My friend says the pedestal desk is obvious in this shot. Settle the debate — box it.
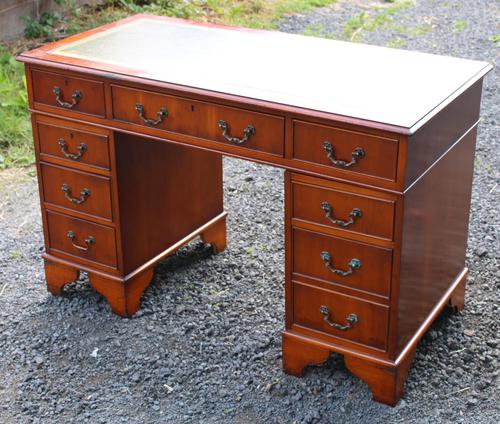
[18,14,492,406]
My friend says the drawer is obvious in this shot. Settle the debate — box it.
[46,211,117,268]
[293,281,389,350]
[37,121,110,170]
[111,85,284,156]
[293,228,392,297]
[292,120,399,181]
[31,69,105,117]
[41,163,113,221]
[292,178,395,240]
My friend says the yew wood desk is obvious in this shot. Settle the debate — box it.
[18,14,492,406]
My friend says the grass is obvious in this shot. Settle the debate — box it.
[343,0,414,42]
[488,34,500,44]
[0,0,337,169]
[453,19,467,33]
[0,46,32,169]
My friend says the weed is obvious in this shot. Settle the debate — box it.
[0,46,33,169]
[302,23,334,38]
[343,0,414,41]
[489,34,500,44]
[453,19,467,33]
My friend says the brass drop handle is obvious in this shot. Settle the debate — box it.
[67,230,95,251]
[321,202,362,227]
[323,141,365,168]
[319,305,358,331]
[135,103,168,126]
[61,183,91,205]
[58,138,87,160]
[218,120,256,145]
[320,251,361,276]
[53,86,82,109]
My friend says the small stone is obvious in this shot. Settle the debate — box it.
[464,329,475,337]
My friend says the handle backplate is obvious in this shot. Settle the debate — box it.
[319,305,358,331]
[320,251,361,277]
[53,86,82,109]
[67,230,95,251]
[323,141,365,168]
[135,103,168,126]
[218,120,256,145]
[61,184,91,205]
[58,138,87,161]
[321,202,362,227]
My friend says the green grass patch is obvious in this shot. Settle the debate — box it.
[343,0,414,41]
[302,23,334,38]
[489,34,500,44]
[0,46,33,169]
[453,19,467,33]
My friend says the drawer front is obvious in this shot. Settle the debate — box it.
[111,85,285,156]
[31,69,105,117]
[37,121,110,170]
[41,163,113,221]
[46,211,117,268]
[293,120,399,181]
[293,228,392,297]
[292,179,395,240]
[293,281,388,350]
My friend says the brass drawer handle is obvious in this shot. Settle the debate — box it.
[135,103,168,126]
[66,230,95,251]
[218,120,256,145]
[53,86,82,109]
[321,202,362,227]
[319,305,358,331]
[61,183,91,205]
[320,251,361,276]
[323,141,365,168]
[58,138,87,160]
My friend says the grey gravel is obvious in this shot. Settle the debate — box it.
[0,0,499,422]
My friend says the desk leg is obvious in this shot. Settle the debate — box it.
[282,332,331,376]
[344,348,416,406]
[89,268,154,317]
[200,214,227,253]
[44,260,79,296]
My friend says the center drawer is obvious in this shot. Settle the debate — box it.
[40,163,113,221]
[293,228,392,297]
[111,84,285,156]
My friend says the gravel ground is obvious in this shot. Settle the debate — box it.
[0,0,499,422]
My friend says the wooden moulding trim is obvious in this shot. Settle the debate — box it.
[283,330,394,367]
[123,211,227,281]
[403,120,480,194]
[394,267,469,366]
[408,65,492,135]
[42,252,124,282]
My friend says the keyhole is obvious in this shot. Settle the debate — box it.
[70,132,74,139]
[191,105,195,112]
[64,79,69,87]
